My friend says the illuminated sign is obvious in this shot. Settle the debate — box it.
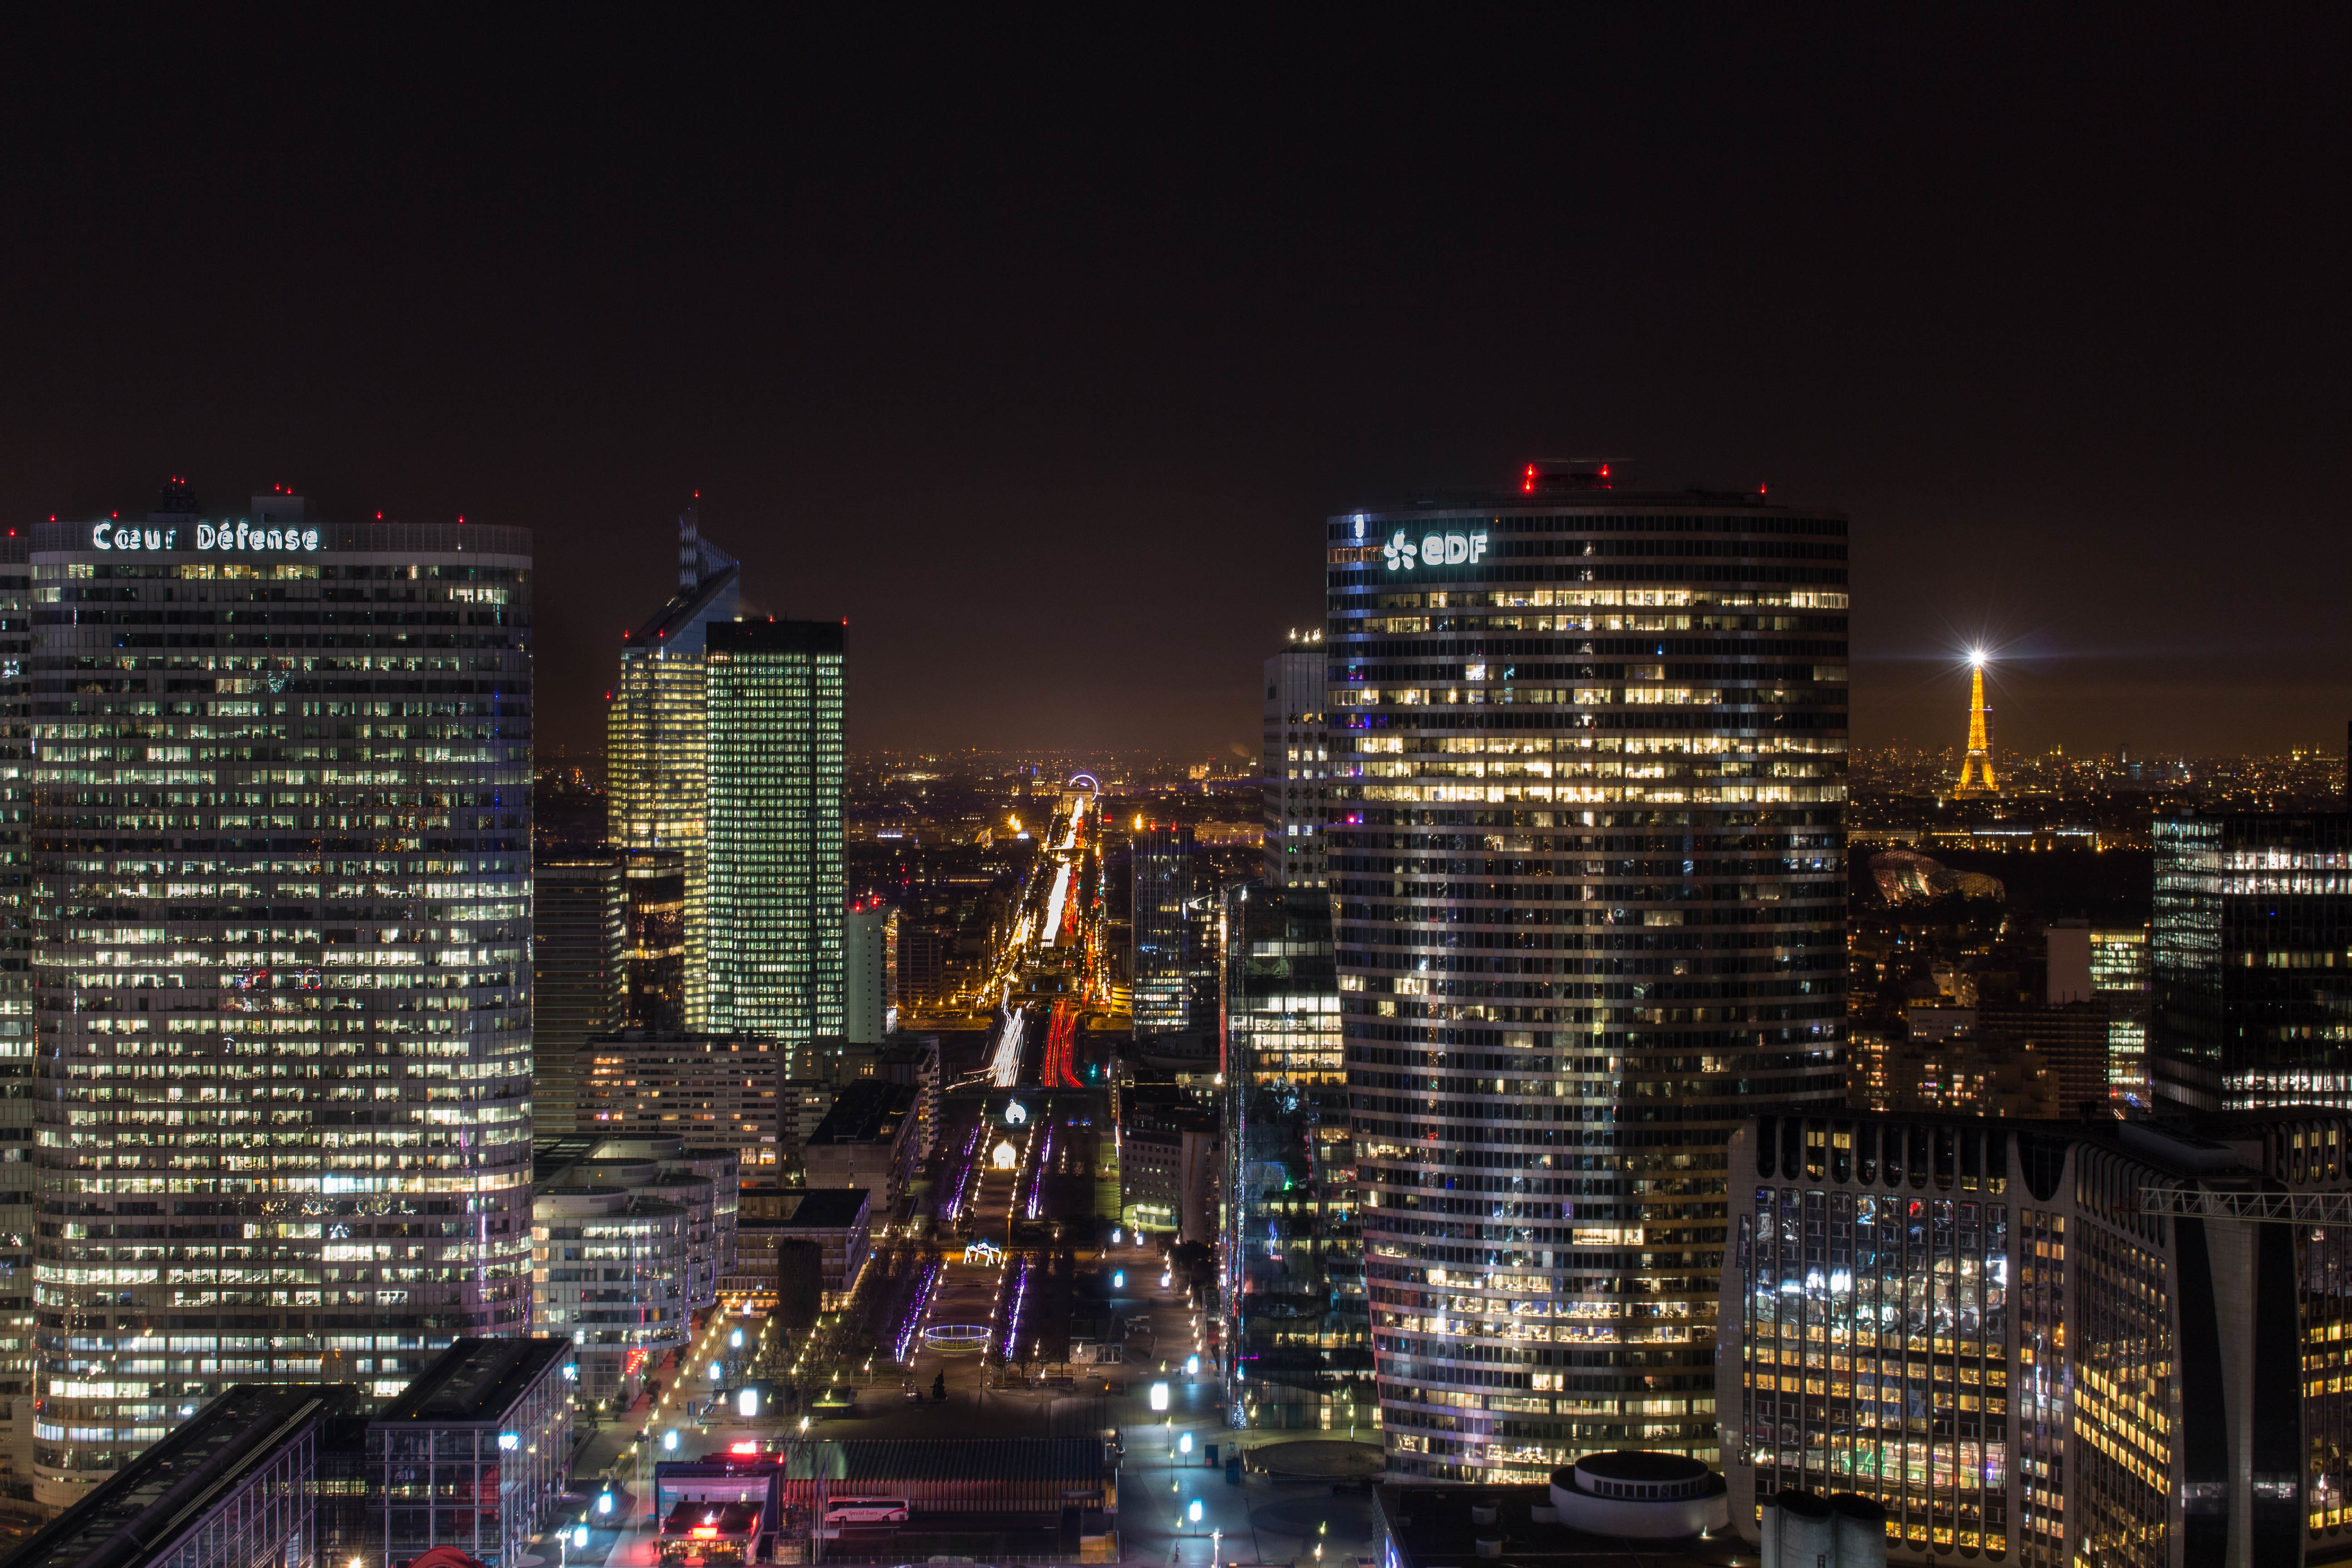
[92,521,320,553]
[1382,528,1488,572]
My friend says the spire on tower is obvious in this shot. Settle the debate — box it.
[1955,656,2000,796]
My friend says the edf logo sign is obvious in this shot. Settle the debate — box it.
[1382,528,1489,571]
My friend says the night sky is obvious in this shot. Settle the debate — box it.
[2,13,2346,760]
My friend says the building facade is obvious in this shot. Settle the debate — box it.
[2152,812,2352,1111]
[1328,466,1849,1475]
[369,1337,573,1568]
[844,902,899,1044]
[607,506,739,1029]
[1264,642,1331,889]
[0,533,31,1497]
[532,856,627,1134]
[1131,824,1195,1035]
[28,492,534,1508]
[10,1385,350,1568]
[1723,1109,2352,1568]
[703,619,846,1066]
[577,1029,781,1171]
[1220,881,1368,1433]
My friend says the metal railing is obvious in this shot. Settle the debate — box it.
[2137,1186,2352,1225]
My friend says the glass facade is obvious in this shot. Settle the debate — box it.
[2087,926,2151,1109]
[1130,824,1194,1035]
[26,502,533,1509]
[1330,481,1849,1475]
[606,510,738,1030]
[702,619,845,1066]
[1220,882,1369,1433]
[529,857,626,1135]
[1725,1112,2352,1568]
[0,534,33,1492]
[1263,647,1330,890]
[2152,813,2352,1110]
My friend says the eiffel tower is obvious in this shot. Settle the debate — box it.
[1954,655,2000,795]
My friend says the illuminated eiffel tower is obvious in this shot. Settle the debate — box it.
[1954,654,2000,796]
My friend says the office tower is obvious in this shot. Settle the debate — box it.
[702,619,846,1066]
[1264,640,1330,889]
[2152,813,2352,1110]
[1130,823,1195,1034]
[621,847,687,1030]
[607,505,739,1027]
[2088,926,2151,1107]
[1220,881,1369,1433]
[1328,464,1848,1475]
[1724,1109,2352,1568]
[844,902,899,1044]
[530,857,626,1134]
[0,533,29,1493]
[28,490,533,1509]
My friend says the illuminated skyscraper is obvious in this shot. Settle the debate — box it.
[607,505,738,1026]
[28,488,533,1509]
[1130,824,1195,1034]
[1264,639,1330,889]
[0,532,31,1486]
[702,619,846,1064]
[1328,462,1849,1475]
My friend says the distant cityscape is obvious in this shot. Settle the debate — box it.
[13,472,2352,1568]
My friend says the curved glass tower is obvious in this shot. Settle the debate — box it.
[27,492,533,1508]
[1329,464,1848,1478]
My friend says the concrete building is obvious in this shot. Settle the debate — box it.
[529,1134,745,1403]
[368,1337,574,1568]
[1263,640,1331,889]
[730,1186,873,1311]
[533,855,627,1134]
[27,491,534,1505]
[578,1029,783,1171]
[1330,466,1849,1474]
[844,902,900,1043]
[837,1032,942,1161]
[1722,1108,2352,1566]
[1119,1101,1220,1244]
[802,1079,918,1220]
[535,1135,738,1309]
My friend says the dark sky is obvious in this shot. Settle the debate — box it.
[3,12,2346,760]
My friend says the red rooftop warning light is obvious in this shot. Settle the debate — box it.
[1520,461,1616,494]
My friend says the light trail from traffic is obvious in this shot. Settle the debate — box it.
[1039,860,1073,945]
[988,1004,1029,1088]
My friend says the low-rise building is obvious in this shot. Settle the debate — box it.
[729,1186,874,1313]
[531,1145,697,1406]
[1119,1102,1219,1243]
[803,1079,918,1220]
[535,1135,740,1309]
[370,1337,574,1568]
[8,1385,355,1568]
[578,1030,782,1172]
[839,1033,942,1161]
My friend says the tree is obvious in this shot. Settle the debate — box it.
[932,1371,947,1402]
